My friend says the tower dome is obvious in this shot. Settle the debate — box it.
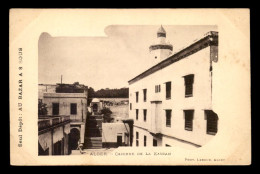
[157,25,166,37]
[149,25,173,64]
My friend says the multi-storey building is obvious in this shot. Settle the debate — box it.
[41,82,88,150]
[128,26,219,149]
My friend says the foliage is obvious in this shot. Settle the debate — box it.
[94,88,129,98]
[87,87,128,105]
[100,107,113,123]
[38,100,48,116]
[87,87,95,106]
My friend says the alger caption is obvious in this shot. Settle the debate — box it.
[87,151,172,156]
[18,48,23,147]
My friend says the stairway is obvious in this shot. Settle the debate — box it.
[84,115,103,149]
[85,137,102,149]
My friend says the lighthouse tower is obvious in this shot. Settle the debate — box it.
[149,26,173,65]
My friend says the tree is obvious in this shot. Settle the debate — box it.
[87,87,95,106]
[38,99,48,116]
[100,107,113,123]
[94,88,129,98]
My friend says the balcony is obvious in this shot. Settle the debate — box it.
[150,93,162,102]
[38,119,51,131]
[38,115,70,132]
[149,101,162,134]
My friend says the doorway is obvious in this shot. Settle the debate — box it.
[69,128,80,150]
[153,139,157,146]
[117,135,122,147]
[93,104,98,112]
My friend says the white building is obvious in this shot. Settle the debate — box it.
[41,83,88,150]
[102,123,130,148]
[128,26,219,149]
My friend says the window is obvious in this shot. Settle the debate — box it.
[184,110,194,131]
[144,136,147,147]
[205,110,218,135]
[155,85,161,93]
[136,132,139,147]
[52,103,59,115]
[166,144,171,147]
[165,110,172,127]
[153,139,157,146]
[184,74,194,97]
[166,82,171,99]
[143,89,147,102]
[143,109,147,121]
[136,109,139,120]
[136,92,139,103]
[70,103,77,115]
[130,103,132,110]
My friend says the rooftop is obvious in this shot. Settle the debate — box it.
[55,82,88,93]
[43,92,87,98]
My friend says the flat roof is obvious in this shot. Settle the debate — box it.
[128,31,218,85]
[43,92,87,98]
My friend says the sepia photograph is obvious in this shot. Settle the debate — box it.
[10,9,250,165]
[38,25,218,155]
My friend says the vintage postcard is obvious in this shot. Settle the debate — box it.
[9,8,251,165]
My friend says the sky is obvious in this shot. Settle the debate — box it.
[38,25,217,90]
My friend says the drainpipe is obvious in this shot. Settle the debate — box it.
[81,99,83,122]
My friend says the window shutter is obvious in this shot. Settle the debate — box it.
[166,110,171,127]
[205,110,218,135]
[184,74,194,97]
[184,110,194,131]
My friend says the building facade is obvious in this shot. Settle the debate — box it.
[38,115,70,155]
[38,84,57,100]
[102,122,130,148]
[128,26,219,149]
[41,83,88,150]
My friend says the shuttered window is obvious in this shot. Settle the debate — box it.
[184,74,194,97]
[52,103,59,115]
[70,103,77,115]
[166,110,172,127]
[166,82,171,99]
[184,110,194,131]
[143,89,147,102]
[205,110,218,135]
[155,85,161,93]
[143,109,147,121]
[136,92,139,103]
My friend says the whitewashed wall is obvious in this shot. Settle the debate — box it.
[129,46,217,148]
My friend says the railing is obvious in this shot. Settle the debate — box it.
[38,119,51,131]
[70,118,84,122]
[52,117,60,125]
[38,115,70,131]
[61,115,70,122]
